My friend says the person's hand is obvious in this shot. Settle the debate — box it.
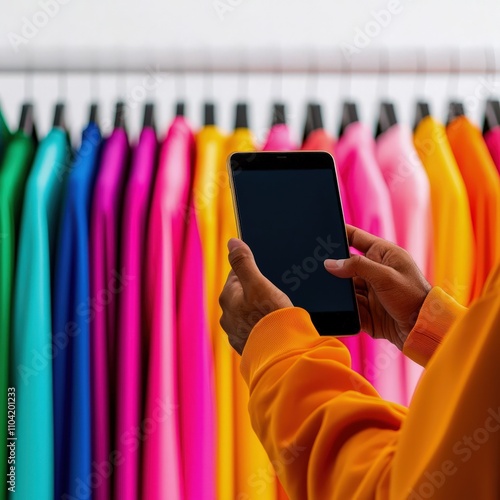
[324,225,431,350]
[219,238,293,355]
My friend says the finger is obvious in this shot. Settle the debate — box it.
[219,270,242,309]
[353,276,368,296]
[227,238,264,288]
[346,225,392,255]
[355,294,373,334]
[324,253,395,286]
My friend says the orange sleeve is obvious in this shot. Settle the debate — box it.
[240,266,500,498]
[240,308,407,499]
[403,287,468,367]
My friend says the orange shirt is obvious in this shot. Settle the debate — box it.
[447,116,500,300]
[224,129,277,500]
[240,265,500,498]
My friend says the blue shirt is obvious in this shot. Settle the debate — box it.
[52,123,102,499]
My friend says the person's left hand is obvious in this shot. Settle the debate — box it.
[219,238,293,355]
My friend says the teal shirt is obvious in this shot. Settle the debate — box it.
[0,131,35,500]
[11,128,71,499]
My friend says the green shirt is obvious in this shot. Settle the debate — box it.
[0,131,35,500]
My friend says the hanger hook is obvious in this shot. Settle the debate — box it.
[446,47,461,99]
[376,47,390,99]
[339,45,353,100]
[414,47,428,99]
[271,44,284,103]
[305,46,320,100]
[203,45,214,100]
[237,45,250,100]
[485,45,497,97]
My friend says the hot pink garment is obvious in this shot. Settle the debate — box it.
[484,127,500,175]
[335,122,405,404]
[114,127,157,500]
[143,116,193,499]
[177,200,216,500]
[262,123,297,151]
[90,128,129,500]
[375,124,432,404]
[301,129,361,375]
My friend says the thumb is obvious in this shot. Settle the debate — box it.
[324,254,393,285]
[227,238,263,287]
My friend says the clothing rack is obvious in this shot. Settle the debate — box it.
[1,47,499,74]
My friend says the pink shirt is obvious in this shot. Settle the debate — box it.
[114,127,157,500]
[484,127,500,175]
[177,201,216,500]
[335,122,405,404]
[143,116,194,499]
[90,128,129,500]
[375,124,432,404]
[301,129,362,379]
[262,123,297,151]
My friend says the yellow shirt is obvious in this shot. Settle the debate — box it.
[223,128,277,500]
[240,267,500,498]
[414,116,475,305]
[194,125,234,500]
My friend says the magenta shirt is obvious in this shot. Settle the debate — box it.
[114,127,157,500]
[89,128,129,500]
[262,123,297,151]
[143,116,215,499]
[177,199,216,500]
[484,127,500,175]
[335,122,405,404]
[375,124,432,404]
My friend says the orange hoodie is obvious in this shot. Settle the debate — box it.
[240,267,500,499]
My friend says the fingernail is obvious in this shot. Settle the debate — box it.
[228,238,244,252]
[324,259,345,270]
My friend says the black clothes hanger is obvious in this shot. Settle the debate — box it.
[88,103,99,125]
[447,101,465,125]
[413,101,431,131]
[175,102,185,117]
[339,101,359,137]
[302,103,323,143]
[234,102,249,130]
[19,103,38,143]
[271,103,286,126]
[114,101,127,130]
[376,101,398,137]
[53,102,67,130]
[483,99,500,134]
[142,102,155,130]
[204,102,216,126]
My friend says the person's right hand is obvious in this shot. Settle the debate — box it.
[324,225,431,350]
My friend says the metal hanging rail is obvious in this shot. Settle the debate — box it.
[0,46,498,74]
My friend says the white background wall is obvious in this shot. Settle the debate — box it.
[1,0,500,142]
